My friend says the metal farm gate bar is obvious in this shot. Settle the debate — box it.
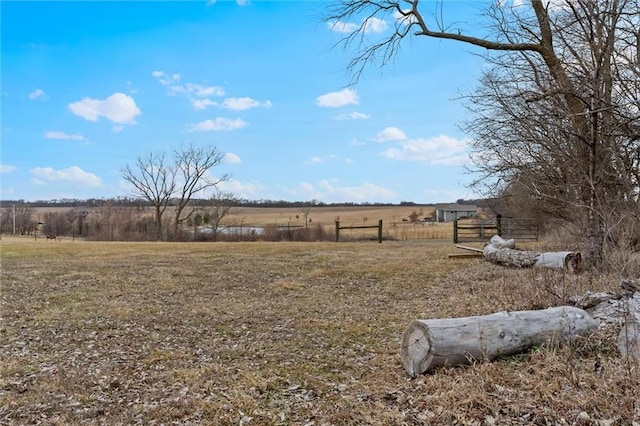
[453,215,539,244]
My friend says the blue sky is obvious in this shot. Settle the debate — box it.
[1,0,487,204]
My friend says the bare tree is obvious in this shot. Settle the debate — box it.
[122,145,231,241]
[300,199,318,228]
[2,204,35,235]
[172,144,230,240]
[207,190,236,242]
[326,0,640,266]
[122,152,176,241]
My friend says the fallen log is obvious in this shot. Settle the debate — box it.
[482,236,582,273]
[574,285,640,362]
[400,306,598,377]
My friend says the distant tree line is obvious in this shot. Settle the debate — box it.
[1,198,443,209]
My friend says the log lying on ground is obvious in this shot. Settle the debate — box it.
[571,282,640,362]
[482,236,582,273]
[400,306,598,376]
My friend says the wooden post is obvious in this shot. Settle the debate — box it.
[378,219,383,243]
[335,221,340,242]
[496,214,503,237]
[400,306,598,376]
[453,219,458,243]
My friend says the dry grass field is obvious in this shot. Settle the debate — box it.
[1,237,638,425]
[224,206,454,241]
[30,205,455,241]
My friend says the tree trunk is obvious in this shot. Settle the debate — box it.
[482,236,582,273]
[400,306,598,376]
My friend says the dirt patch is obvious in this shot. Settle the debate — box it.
[1,239,637,424]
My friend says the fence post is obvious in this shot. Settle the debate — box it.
[378,220,383,243]
[496,214,503,237]
[335,220,340,242]
[453,219,458,243]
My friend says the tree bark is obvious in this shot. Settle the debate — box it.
[617,321,640,362]
[400,306,598,376]
[574,285,640,362]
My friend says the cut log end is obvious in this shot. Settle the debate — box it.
[400,321,432,377]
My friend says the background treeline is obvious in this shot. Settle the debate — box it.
[1,197,485,209]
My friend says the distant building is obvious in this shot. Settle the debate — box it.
[436,204,478,222]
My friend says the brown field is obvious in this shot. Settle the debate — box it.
[1,237,638,425]
[224,206,454,241]
[30,205,458,241]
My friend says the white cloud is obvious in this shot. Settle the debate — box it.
[379,134,470,165]
[327,21,358,33]
[327,17,387,34]
[221,97,272,111]
[185,117,247,132]
[207,0,248,6]
[43,131,85,141]
[192,99,218,110]
[0,164,16,173]
[218,179,265,199]
[224,153,242,164]
[169,83,224,98]
[30,166,102,186]
[153,70,224,108]
[152,70,181,86]
[333,111,371,120]
[307,154,339,165]
[363,17,387,33]
[29,88,48,100]
[297,180,396,203]
[68,93,141,125]
[376,126,406,142]
[316,88,358,108]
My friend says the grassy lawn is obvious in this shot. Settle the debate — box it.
[1,237,638,424]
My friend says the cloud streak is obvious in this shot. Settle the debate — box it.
[379,134,470,165]
[327,17,388,34]
[44,131,86,141]
[297,179,396,203]
[152,70,225,110]
[221,97,272,111]
[30,166,102,186]
[185,117,247,132]
[333,112,371,120]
